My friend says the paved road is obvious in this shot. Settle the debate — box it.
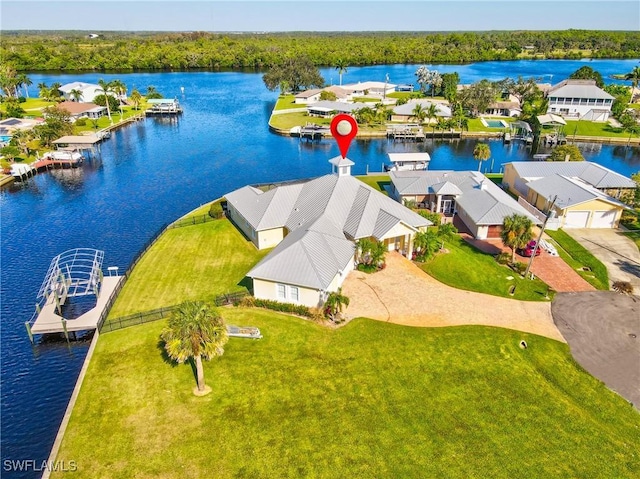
[552,291,640,408]
[565,228,640,291]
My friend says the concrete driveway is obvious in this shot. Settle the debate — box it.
[565,228,640,291]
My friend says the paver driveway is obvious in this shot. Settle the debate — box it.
[341,252,565,341]
[565,228,640,291]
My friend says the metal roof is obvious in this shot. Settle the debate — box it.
[506,161,635,189]
[392,100,452,117]
[548,80,614,100]
[431,180,463,196]
[455,188,539,225]
[388,152,431,164]
[58,82,99,92]
[526,174,629,209]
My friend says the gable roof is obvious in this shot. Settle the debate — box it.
[526,174,630,210]
[548,80,614,100]
[342,81,397,91]
[506,161,635,189]
[392,99,452,117]
[294,88,322,99]
[58,101,105,115]
[390,170,539,225]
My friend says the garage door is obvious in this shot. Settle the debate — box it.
[487,225,503,238]
[564,211,590,228]
[591,210,616,228]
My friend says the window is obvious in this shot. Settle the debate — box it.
[276,283,299,303]
[290,287,299,302]
[277,283,286,299]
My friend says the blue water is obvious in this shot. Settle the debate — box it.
[1,59,639,478]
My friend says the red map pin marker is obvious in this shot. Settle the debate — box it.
[330,114,358,158]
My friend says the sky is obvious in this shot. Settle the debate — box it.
[1,0,639,31]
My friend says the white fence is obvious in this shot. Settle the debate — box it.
[518,197,560,231]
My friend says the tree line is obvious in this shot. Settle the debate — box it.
[2,30,639,72]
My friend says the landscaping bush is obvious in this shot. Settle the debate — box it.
[437,222,458,239]
[512,262,527,275]
[249,298,313,317]
[209,201,224,219]
[612,281,634,295]
[75,117,87,126]
[495,252,511,265]
[418,210,441,225]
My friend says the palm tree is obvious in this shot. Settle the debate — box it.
[96,79,113,124]
[473,142,491,172]
[69,88,83,102]
[160,301,228,395]
[49,82,62,101]
[38,82,49,100]
[129,88,142,110]
[324,288,350,322]
[17,73,32,98]
[625,66,640,101]
[335,59,348,86]
[425,103,438,136]
[500,214,534,264]
[411,103,427,124]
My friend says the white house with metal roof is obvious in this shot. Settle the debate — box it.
[390,99,452,123]
[388,170,539,239]
[546,79,614,121]
[503,161,634,229]
[341,81,397,98]
[503,161,635,202]
[294,86,351,104]
[225,157,431,307]
[58,82,104,103]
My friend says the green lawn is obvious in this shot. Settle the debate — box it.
[623,230,640,252]
[0,97,54,114]
[273,94,306,111]
[73,106,144,133]
[52,311,640,479]
[544,229,609,290]
[107,218,268,318]
[564,120,630,139]
[269,111,331,130]
[356,174,390,194]
[418,235,552,301]
[466,117,515,133]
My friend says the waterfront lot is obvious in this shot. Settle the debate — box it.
[52,310,640,478]
[107,218,268,318]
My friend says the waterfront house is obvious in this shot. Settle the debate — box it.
[390,99,452,123]
[341,81,397,98]
[294,86,351,104]
[225,157,431,307]
[503,161,634,228]
[306,101,370,118]
[545,79,614,121]
[58,101,106,120]
[388,170,539,239]
[58,82,104,103]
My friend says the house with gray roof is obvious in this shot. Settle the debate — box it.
[306,101,371,118]
[546,79,614,121]
[389,170,539,239]
[503,161,634,229]
[225,157,431,307]
[503,161,635,201]
[390,99,452,123]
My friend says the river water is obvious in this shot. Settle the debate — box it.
[1,59,639,477]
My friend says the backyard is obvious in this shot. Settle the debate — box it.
[52,311,640,478]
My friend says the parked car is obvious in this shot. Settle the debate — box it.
[517,240,541,257]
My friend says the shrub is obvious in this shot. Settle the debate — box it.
[251,298,312,317]
[75,117,87,126]
[209,201,224,219]
[418,210,441,224]
[612,281,634,294]
[437,222,458,239]
[496,252,511,265]
[513,262,527,275]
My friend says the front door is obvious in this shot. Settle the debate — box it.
[441,199,454,215]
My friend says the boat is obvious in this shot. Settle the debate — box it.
[384,152,431,172]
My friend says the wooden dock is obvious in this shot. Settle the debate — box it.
[28,275,123,336]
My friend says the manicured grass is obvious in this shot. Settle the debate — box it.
[0,97,54,114]
[351,96,381,103]
[52,311,640,479]
[356,174,390,194]
[623,230,640,252]
[466,117,515,133]
[545,229,609,290]
[107,218,268,318]
[564,120,630,138]
[273,94,306,111]
[418,235,552,301]
[73,106,143,133]
[269,111,331,130]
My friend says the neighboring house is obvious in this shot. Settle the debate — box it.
[58,82,104,103]
[503,161,636,203]
[388,170,539,239]
[546,79,614,121]
[294,86,351,104]
[58,101,106,120]
[390,99,452,122]
[306,101,370,118]
[342,81,397,98]
[485,100,521,117]
[525,174,630,229]
[225,157,431,307]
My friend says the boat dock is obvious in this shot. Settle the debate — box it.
[386,124,425,141]
[145,99,183,115]
[298,124,331,141]
[25,248,123,342]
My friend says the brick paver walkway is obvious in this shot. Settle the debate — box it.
[462,235,595,293]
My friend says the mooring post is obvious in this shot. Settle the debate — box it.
[25,322,34,344]
[62,319,70,343]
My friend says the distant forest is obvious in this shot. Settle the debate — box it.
[2,30,639,72]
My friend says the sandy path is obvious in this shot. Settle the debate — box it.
[342,252,565,342]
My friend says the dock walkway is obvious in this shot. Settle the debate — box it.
[30,276,123,335]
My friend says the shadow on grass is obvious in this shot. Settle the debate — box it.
[156,339,180,368]
[237,276,253,292]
